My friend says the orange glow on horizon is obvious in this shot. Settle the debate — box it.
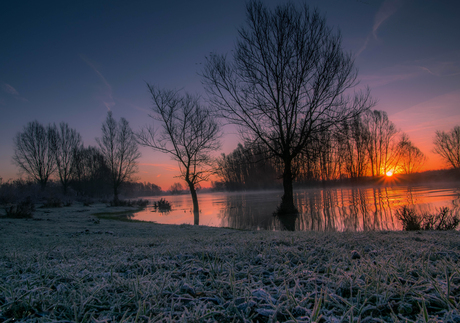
[386,171,393,177]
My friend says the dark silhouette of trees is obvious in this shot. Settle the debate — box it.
[396,134,427,174]
[97,112,141,203]
[216,142,280,190]
[203,1,374,215]
[362,110,398,176]
[169,182,184,195]
[121,181,162,197]
[12,120,56,189]
[433,125,460,169]
[71,146,111,197]
[215,109,428,187]
[49,122,82,194]
[138,86,221,225]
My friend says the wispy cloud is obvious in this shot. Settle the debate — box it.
[79,54,115,111]
[372,0,403,40]
[1,82,29,102]
[1,83,19,95]
[356,0,404,57]
[360,56,460,88]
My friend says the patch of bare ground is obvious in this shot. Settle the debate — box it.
[1,203,460,322]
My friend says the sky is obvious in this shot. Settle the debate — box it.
[1,0,460,190]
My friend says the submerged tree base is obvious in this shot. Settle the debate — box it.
[273,201,298,231]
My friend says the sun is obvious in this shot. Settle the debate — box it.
[386,171,393,177]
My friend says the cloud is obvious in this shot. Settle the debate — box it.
[360,56,460,88]
[1,83,19,95]
[1,82,29,102]
[372,0,403,40]
[356,0,404,57]
[79,54,115,111]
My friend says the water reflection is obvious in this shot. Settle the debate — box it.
[132,185,460,232]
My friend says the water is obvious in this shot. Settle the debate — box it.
[132,183,460,231]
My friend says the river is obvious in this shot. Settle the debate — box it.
[131,183,460,231]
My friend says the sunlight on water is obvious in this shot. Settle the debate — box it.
[132,184,460,231]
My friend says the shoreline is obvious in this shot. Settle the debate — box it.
[1,203,459,322]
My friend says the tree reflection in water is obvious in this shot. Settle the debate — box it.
[217,186,460,231]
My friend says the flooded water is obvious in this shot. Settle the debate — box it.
[132,183,460,231]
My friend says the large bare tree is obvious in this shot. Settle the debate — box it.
[97,112,140,203]
[137,86,221,225]
[49,122,82,194]
[202,1,374,214]
[12,120,56,189]
[433,125,460,169]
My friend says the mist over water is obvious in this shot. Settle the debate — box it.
[132,184,460,231]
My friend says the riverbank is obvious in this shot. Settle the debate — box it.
[1,203,459,322]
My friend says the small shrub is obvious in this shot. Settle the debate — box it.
[396,206,422,231]
[396,206,460,231]
[422,207,460,231]
[4,198,35,218]
[41,197,63,208]
[153,198,172,212]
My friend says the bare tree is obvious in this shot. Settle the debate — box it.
[362,110,398,176]
[97,112,141,203]
[49,122,82,194]
[202,1,374,214]
[169,182,184,195]
[396,134,427,174]
[433,125,460,169]
[137,86,221,225]
[12,120,56,189]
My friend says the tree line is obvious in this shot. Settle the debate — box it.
[10,113,160,201]
[214,109,436,190]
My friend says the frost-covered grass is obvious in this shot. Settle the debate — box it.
[1,204,460,322]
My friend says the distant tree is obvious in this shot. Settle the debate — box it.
[71,146,111,197]
[362,110,398,176]
[396,134,427,174]
[97,112,141,203]
[169,182,184,195]
[203,1,374,216]
[49,122,82,194]
[138,86,221,225]
[216,142,280,190]
[433,125,460,169]
[12,120,56,189]
[337,116,369,178]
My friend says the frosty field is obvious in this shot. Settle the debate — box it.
[1,203,460,322]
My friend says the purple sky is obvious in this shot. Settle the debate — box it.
[1,0,460,189]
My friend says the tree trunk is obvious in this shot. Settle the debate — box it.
[188,182,200,225]
[280,159,296,214]
[113,185,119,204]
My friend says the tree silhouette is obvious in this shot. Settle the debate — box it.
[49,122,82,194]
[203,1,374,215]
[97,112,140,203]
[433,125,460,169]
[12,120,56,189]
[138,86,221,225]
[396,134,427,174]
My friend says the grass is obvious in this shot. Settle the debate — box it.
[0,204,460,322]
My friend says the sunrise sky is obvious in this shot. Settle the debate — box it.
[1,0,459,190]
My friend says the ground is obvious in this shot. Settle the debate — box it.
[0,203,460,322]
